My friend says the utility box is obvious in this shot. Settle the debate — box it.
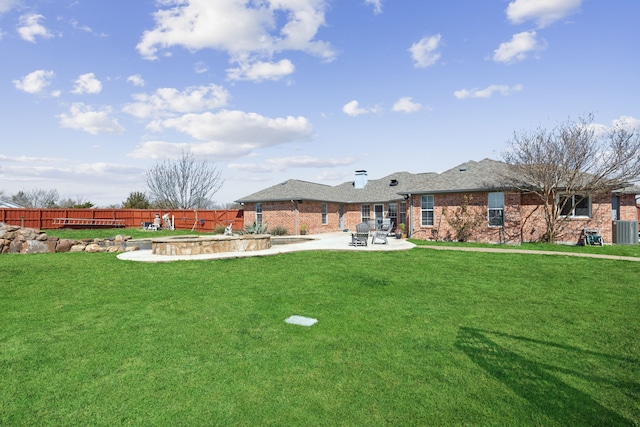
[612,220,639,245]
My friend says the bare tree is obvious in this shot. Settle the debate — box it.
[146,150,224,209]
[11,189,59,208]
[502,114,640,242]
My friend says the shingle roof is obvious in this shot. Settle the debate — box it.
[400,158,511,194]
[235,179,338,203]
[235,158,510,204]
[235,158,640,204]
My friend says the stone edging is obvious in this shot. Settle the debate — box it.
[0,223,140,254]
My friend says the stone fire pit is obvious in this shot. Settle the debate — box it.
[152,234,271,256]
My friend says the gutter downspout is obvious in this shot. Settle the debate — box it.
[408,194,413,237]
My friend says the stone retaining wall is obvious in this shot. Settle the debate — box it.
[152,234,270,255]
[0,223,139,254]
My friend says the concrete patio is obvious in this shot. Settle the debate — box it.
[117,231,416,262]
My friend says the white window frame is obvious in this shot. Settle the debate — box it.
[488,192,504,227]
[256,202,263,224]
[399,202,407,227]
[321,203,328,225]
[388,202,397,228]
[558,194,591,218]
[361,204,371,223]
[421,195,434,226]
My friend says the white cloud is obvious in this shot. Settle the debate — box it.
[13,69,55,94]
[229,156,356,173]
[342,100,369,117]
[194,62,208,74]
[227,59,295,82]
[136,0,335,81]
[17,13,54,43]
[74,162,142,177]
[454,84,524,99]
[409,34,442,68]
[0,154,67,164]
[72,73,102,95]
[392,97,422,113]
[493,31,545,64]
[591,115,640,138]
[365,0,383,15]
[155,110,313,144]
[69,19,91,33]
[123,84,230,119]
[130,110,314,159]
[58,103,125,135]
[66,18,108,37]
[611,115,640,131]
[0,0,20,14]
[126,74,145,87]
[506,0,582,28]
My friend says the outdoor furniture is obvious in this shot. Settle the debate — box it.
[350,222,370,247]
[583,228,604,246]
[372,221,394,244]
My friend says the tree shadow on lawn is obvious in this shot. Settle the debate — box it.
[455,327,638,426]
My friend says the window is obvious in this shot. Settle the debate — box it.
[361,204,371,223]
[321,203,328,224]
[256,202,263,224]
[612,195,620,220]
[399,201,407,227]
[488,192,504,227]
[421,195,434,226]
[388,203,397,227]
[559,194,590,217]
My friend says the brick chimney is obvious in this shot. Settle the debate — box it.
[355,170,368,189]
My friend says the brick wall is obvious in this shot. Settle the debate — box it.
[244,192,637,242]
[243,201,400,235]
[409,191,630,244]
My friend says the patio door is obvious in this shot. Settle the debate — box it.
[374,204,384,227]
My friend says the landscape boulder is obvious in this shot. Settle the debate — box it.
[22,240,50,254]
[84,243,104,253]
[0,222,139,254]
[56,239,77,253]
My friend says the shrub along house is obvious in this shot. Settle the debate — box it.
[236,158,639,244]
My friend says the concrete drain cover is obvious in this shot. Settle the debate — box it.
[285,315,318,327]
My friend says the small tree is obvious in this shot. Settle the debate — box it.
[442,195,486,242]
[122,191,151,209]
[146,150,224,209]
[502,114,640,242]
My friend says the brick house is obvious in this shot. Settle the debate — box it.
[236,158,639,244]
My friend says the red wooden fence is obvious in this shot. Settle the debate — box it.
[0,208,244,232]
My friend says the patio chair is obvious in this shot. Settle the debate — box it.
[371,221,394,244]
[350,222,370,247]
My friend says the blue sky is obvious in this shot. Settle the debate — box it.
[1,0,639,207]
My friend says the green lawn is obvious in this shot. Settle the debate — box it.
[1,249,639,426]
[411,238,640,258]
